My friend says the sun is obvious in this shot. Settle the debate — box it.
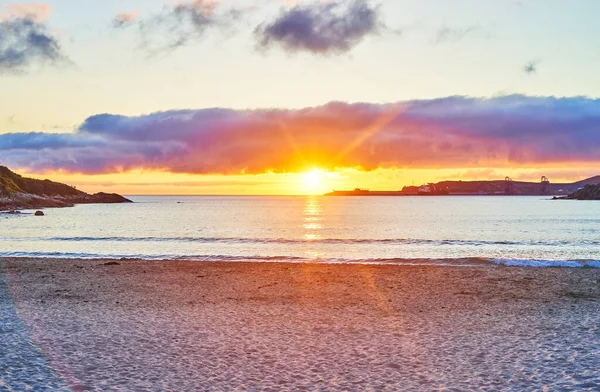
[303,168,325,194]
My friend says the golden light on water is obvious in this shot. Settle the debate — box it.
[303,197,323,259]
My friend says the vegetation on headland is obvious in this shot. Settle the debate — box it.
[556,184,600,200]
[0,166,132,211]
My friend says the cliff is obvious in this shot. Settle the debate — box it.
[0,166,132,210]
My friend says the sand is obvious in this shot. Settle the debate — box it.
[1,258,600,391]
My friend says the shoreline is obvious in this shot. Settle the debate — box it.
[2,258,600,390]
[1,256,600,269]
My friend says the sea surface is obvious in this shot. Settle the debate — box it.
[2,195,600,268]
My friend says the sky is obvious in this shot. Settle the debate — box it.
[1,0,600,195]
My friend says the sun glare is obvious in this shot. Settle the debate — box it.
[303,169,325,194]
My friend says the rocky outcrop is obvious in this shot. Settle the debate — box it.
[69,192,132,204]
[557,184,600,200]
[0,193,75,210]
[0,166,132,211]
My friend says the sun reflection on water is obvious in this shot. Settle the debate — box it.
[303,197,324,257]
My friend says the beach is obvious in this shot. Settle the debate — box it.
[2,258,600,391]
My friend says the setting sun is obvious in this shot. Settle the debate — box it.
[303,169,326,194]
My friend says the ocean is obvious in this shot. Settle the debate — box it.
[3,196,600,391]
[2,195,600,267]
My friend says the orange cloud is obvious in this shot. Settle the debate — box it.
[0,3,50,21]
[2,95,600,175]
[112,11,139,28]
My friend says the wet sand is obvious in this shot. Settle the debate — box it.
[2,258,600,391]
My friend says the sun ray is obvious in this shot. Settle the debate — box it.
[302,168,326,194]
[335,107,405,163]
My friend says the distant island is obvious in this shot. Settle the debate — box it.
[0,166,132,211]
[325,176,600,197]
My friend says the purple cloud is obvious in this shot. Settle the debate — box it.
[255,0,383,55]
[2,95,600,174]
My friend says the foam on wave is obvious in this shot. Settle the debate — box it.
[12,236,600,248]
[2,252,599,268]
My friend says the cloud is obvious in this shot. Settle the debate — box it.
[0,3,51,22]
[435,25,479,44]
[112,12,138,29]
[0,6,68,73]
[115,0,240,54]
[2,96,600,175]
[255,0,384,55]
[523,59,539,74]
[78,180,288,188]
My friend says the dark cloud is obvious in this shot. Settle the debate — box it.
[523,60,539,74]
[115,0,240,54]
[255,0,384,55]
[0,15,68,73]
[2,96,600,174]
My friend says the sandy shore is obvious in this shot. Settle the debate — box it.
[1,258,600,391]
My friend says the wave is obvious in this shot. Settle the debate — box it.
[21,236,600,248]
[490,258,600,268]
[1,252,599,268]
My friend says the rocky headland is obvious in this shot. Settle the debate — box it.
[555,184,600,200]
[0,166,132,211]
